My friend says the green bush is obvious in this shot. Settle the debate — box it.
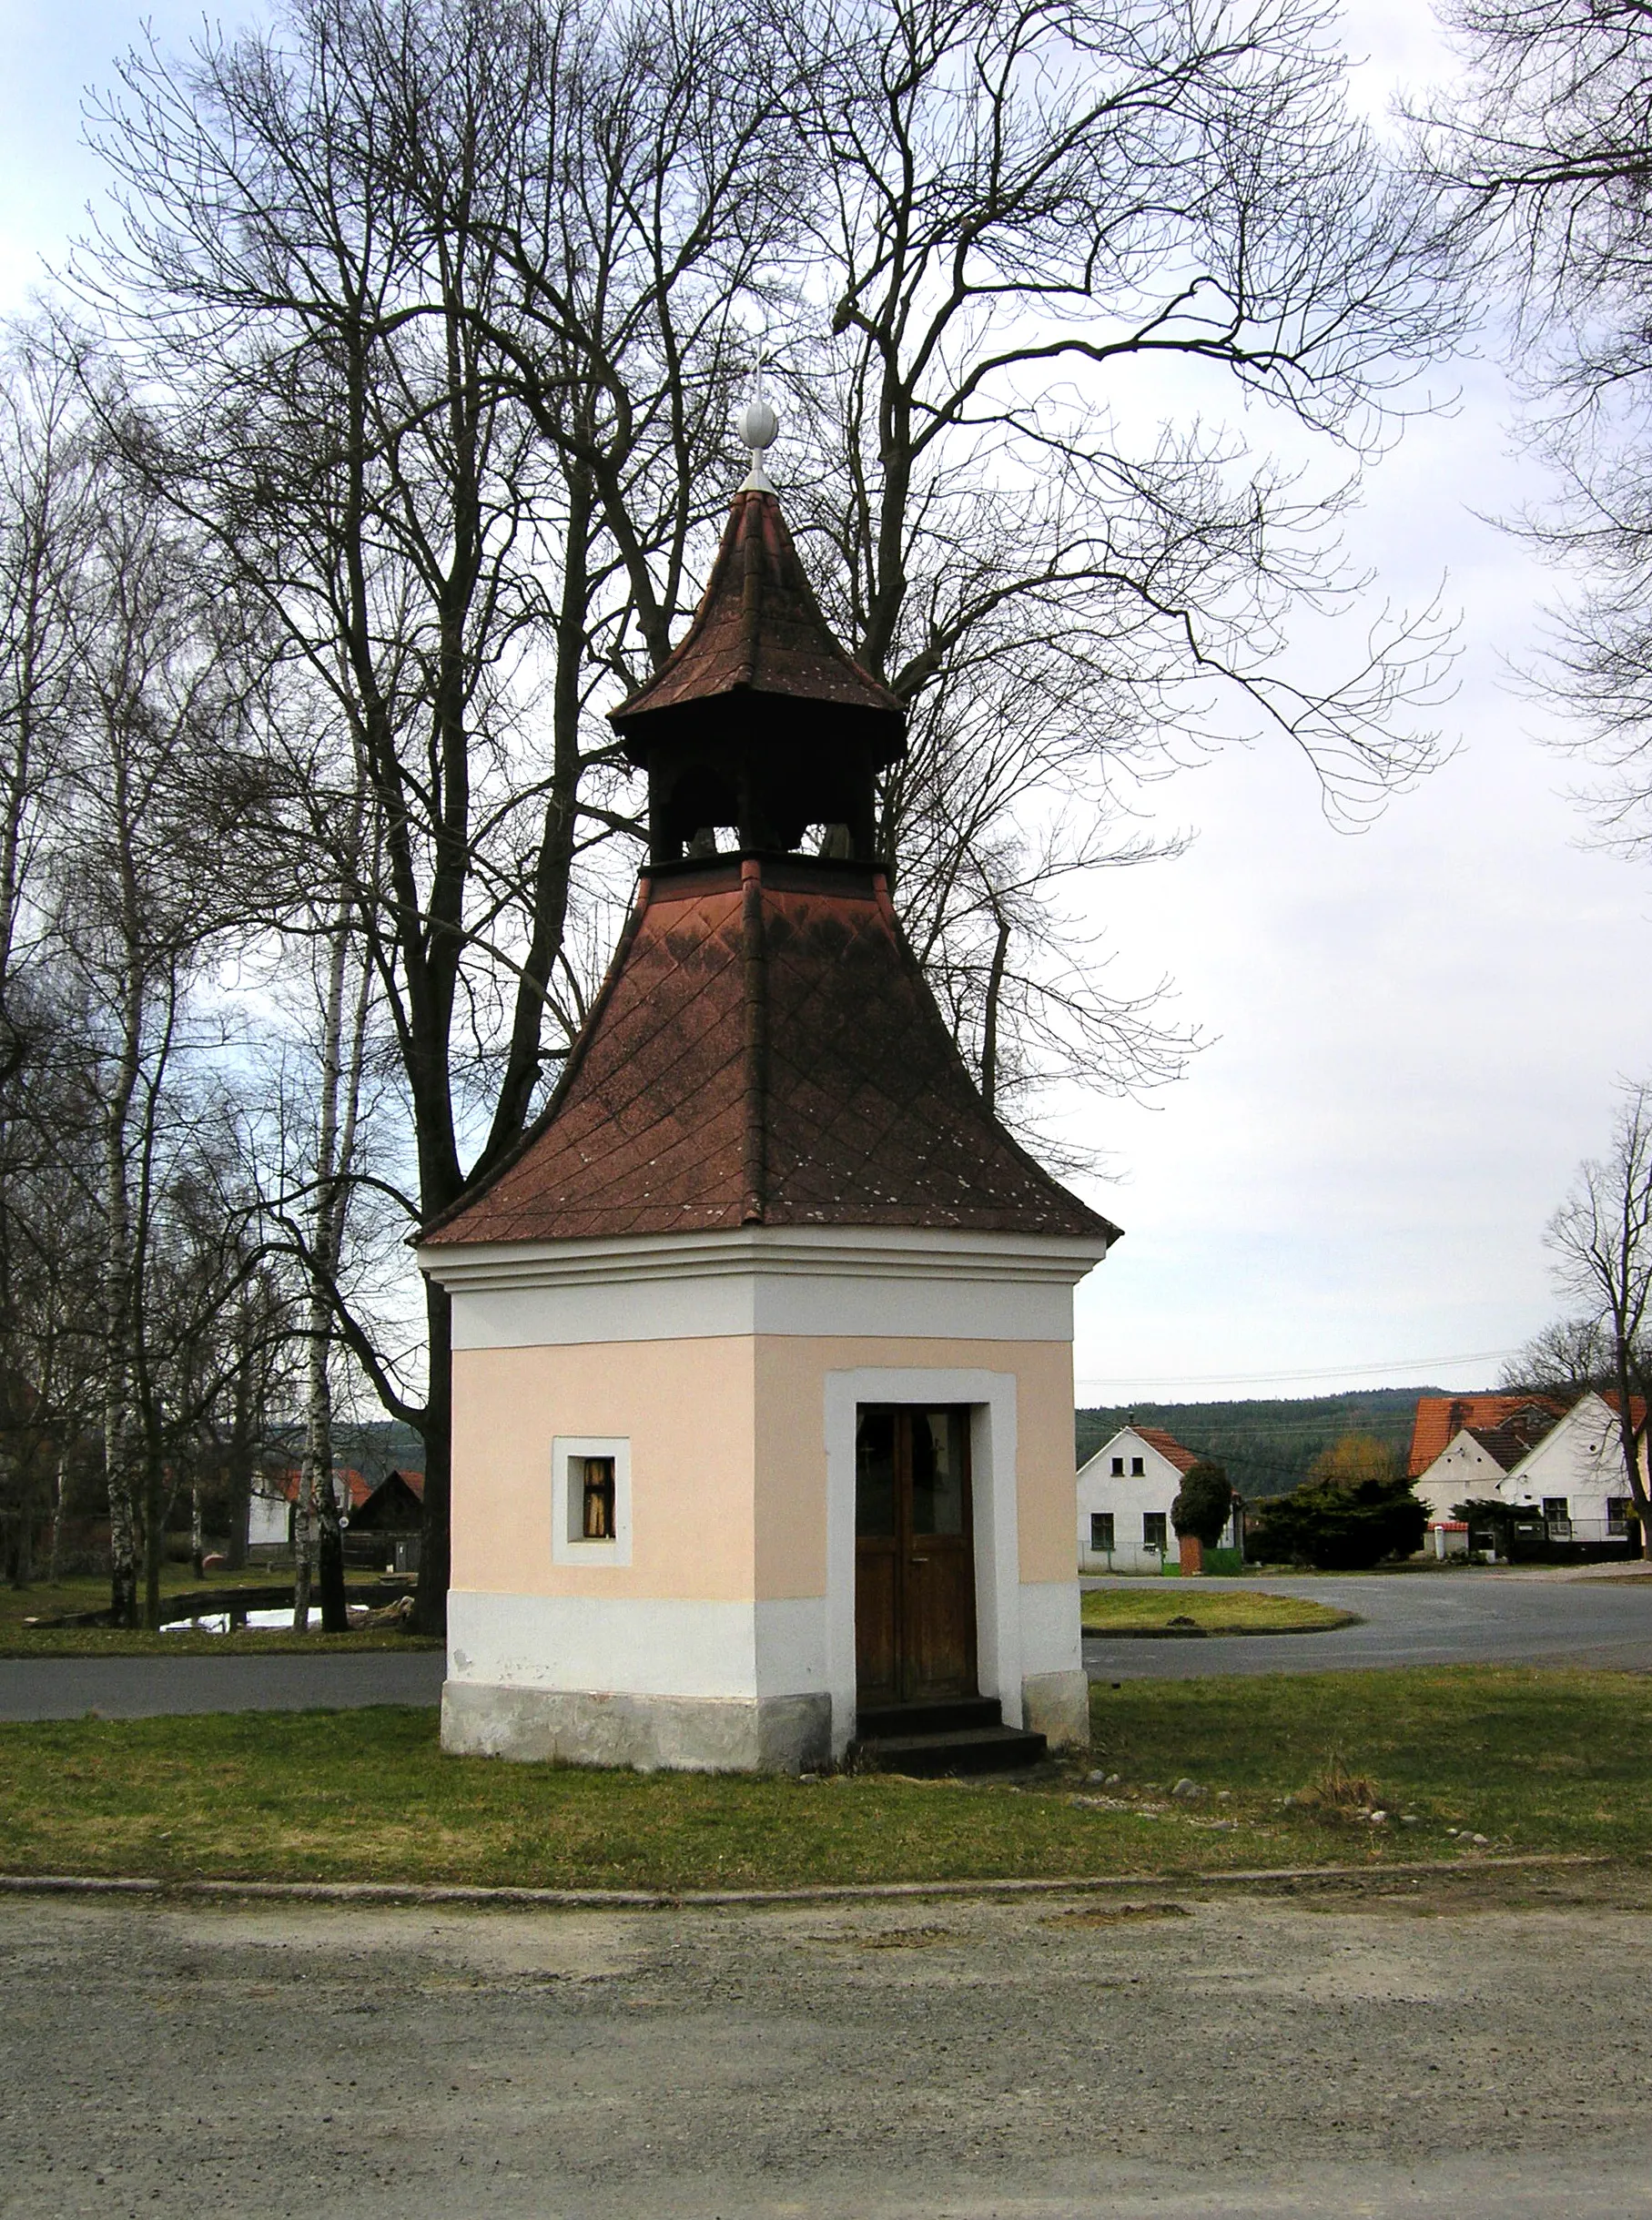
[1171,1459,1233,1547]
[1250,1475,1428,1571]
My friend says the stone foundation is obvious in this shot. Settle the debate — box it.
[1021,1668,1090,1752]
[441,1681,833,1774]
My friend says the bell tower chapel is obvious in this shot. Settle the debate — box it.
[419,411,1119,1772]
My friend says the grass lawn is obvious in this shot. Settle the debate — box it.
[1080,1588,1356,1635]
[1,1667,1647,1891]
[0,1570,441,1657]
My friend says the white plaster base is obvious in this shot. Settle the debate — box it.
[1021,1668,1090,1752]
[441,1681,833,1773]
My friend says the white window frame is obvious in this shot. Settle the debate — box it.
[552,1435,633,1566]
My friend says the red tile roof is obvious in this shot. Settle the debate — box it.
[260,1467,376,1510]
[424,856,1119,1247]
[610,490,903,745]
[1132,1426,1201,1476]
[1407,1394,1566,1476]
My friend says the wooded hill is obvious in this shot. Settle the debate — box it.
[1076,1388,1439,1501]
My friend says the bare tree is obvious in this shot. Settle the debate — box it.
[290,833,375,1636]
[1419,1,1652,849]
[72,0,1466,1625]
[76,0,808,1629]
[51,437,266,1624]
[1545,1081,1652,1558]
[1499,1314,1617,1400]
[776,0,1461,1122]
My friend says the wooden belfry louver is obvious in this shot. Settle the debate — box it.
[421,404,1119,1775]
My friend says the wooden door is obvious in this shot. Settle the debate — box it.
[855,1405,977,1707]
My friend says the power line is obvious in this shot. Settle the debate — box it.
[1075,1346,1517,1392]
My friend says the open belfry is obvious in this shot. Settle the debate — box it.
[419,409,1120,1774]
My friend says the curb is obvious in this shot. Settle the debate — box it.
[1080,1624,1361,1640]
[0,1851,1610,1914]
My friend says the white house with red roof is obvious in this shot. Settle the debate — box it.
[1410,1390,1647,1546]
[246,1467,374,1556]
[1076,1424,1235,1573]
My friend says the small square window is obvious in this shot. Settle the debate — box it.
[1130,1456,1144,1477]
[552,1436,632,1565]
[1090,1513,1115,1553]
[1110,1456,1124,1476]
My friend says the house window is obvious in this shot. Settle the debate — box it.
[1090,1513,1115,1553]
[1542,1496,1571,1538]
[552,1436,632,1565]
[1110,1456,1124,1476]
[1608,1498,1635,1536]
[1143,1512,1168,1553]
[1130,1456,1144,1477]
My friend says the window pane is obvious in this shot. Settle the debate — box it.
[913,1410,967,1536]
[1090,1513,1114,1551]
[856,1409,897,1536]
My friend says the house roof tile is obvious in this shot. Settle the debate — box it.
[1131,1426,1201,1476]
[1408,1394,1567,1475]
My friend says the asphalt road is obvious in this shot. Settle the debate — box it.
[0,1649,447,1721]
[4,1572,1650,1718]
[1083,1570,1652,1679]
[4,1870,1650,2218]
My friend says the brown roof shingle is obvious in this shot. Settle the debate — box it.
[610,491,902,747]
[424,856,1118,1248]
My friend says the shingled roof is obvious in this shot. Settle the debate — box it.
[1407,1394,1564,1476]
[423,856,1118,1248]
[610,489,903,749]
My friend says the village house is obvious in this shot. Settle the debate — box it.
[1075,1424,1239,1573]
[1410,1389,1645,1554]
[417,410,1120,1776]
[245,1467,372,1557]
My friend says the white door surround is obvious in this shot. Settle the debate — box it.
[823,1366,1020,1757]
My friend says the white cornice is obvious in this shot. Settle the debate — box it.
[419,1222,1110,1296]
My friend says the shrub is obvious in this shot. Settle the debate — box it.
[1251,1475,1428,1571]
[1171,1459,1233,1547]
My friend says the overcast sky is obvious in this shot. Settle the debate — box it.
[5,0,1645,1406]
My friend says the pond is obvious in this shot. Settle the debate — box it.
[162,1606,389,1634]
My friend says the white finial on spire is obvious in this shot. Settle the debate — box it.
[740,356,778,491]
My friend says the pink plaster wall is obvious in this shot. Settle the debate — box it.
[453,1332,1077,1601]
[451,1339,755,1599]
[751,1335,1076,1591]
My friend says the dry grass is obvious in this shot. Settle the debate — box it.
[1,1667,1648,1891]
[1079,1587,1356,1635]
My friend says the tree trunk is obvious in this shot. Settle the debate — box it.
[411,1274,451,1637]
[1609,1341,1652,1560]
[46,1447,66,1585]
[291,1454,313,1632]
[223,1339,253,1571]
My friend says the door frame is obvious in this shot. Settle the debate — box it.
[824,1367,1020,1756]
[854,1404,979,1708]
